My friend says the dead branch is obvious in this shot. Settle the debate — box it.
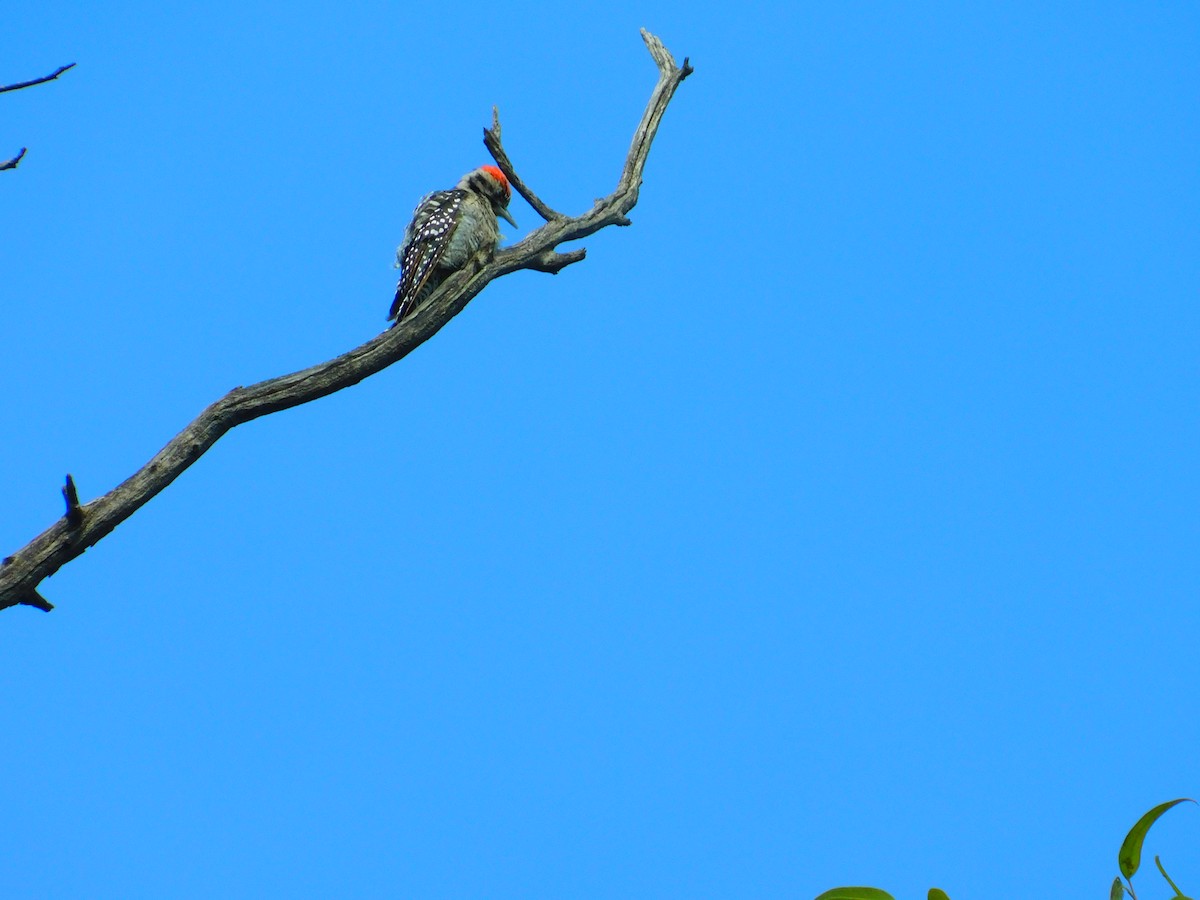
[0,63,76,95]
[1,31,691,613]
[1,147,28,171]
[1,62,75,171]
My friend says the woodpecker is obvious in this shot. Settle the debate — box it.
[389,165,518,324]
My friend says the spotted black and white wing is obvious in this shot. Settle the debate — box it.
[389,189,466,323]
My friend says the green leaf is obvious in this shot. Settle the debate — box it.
[1155,854,1191,898]
[1110,877,1126,900]
[814,889,895,900]
[1118,798,1195,878]
[929,890,951,900]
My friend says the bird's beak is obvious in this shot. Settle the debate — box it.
[497,205,518,228]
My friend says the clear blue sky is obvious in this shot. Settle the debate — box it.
[3,3,1198,897]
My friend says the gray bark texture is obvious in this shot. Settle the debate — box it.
[1,31,692,612]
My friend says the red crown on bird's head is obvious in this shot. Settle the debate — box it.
[480,165,511,201]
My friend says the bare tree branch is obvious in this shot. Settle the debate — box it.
[1,147,28,171]
[1,62,75,171]
[0,63,76,95]
[483,107,564,223]
[0,31,692,613]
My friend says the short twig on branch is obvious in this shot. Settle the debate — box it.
[2,62,75,172]
[62,475,84,529]
[0,31,691,613]
[21,591,55,613]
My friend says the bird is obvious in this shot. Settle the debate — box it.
[389,164,517,325]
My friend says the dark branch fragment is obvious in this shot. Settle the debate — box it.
[0,33,692,613]
[0,63,76,95]
[21,591,54,612]
[1,147,28,171]
[2,63,75,172]
[62,475,83,529]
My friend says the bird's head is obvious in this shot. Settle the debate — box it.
[459,165,517,227]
